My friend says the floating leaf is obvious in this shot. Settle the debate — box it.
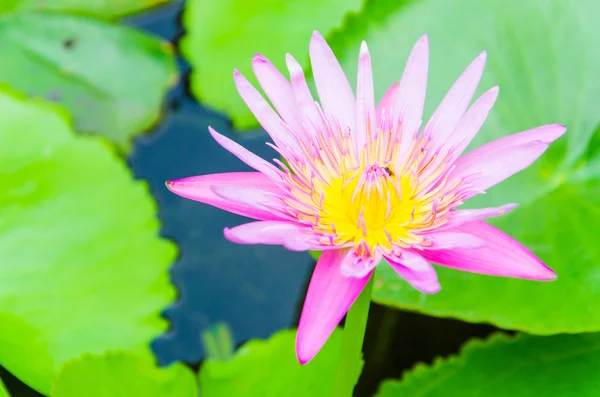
[0,12,177,151]
[0,89,176,393]
[1,0,170,19]
[52,352,197,397]
[376,332,600,396]
[199,329,361,396]
[181,0,363,129]
[330,0,600,333]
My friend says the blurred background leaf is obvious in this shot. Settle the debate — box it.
[328,0,600,334]
[199,329,361,396]
[0,0,171,19]
[0,89,176,394]
[376,332,600,396]
[181,0,363,129]
[0,12,177,152]
[51,352,198,397]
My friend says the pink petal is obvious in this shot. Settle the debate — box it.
[451,124,566,191]
[165,172,284,221]
[445,86,499,161]
[420,221,556,281]
[355,41,376,154]
[286,54,327,136]
[442,203,518,229]
[210,184,289,221]
[309,31,355,133]
[252,54,306,138]
[233,70,298,150]
[296,249,372,364]
[224,220,318,251]
[208,127,281,180]
[385,250,441,294]
[394,35,429,164]
[422,51,487,152]
[423,231,485,249]
[340,249,382,278]
[376,81,399,126]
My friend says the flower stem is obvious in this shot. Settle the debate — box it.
[332,275,374,397]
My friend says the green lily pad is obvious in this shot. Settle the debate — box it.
[52,352,197,397]
[0,89,176,394]
[0,0,171,18]
[0,12,177,151]
[181,0,363,129]
[199,329,361,396]
[376,332,600,396]
[330,0,600,334]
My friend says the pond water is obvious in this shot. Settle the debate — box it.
[1,2,501,396]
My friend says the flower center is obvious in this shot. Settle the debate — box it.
[314,163,429,255]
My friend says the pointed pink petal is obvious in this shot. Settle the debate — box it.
[286,54,327,136]
[252,54,306,137]
[233,70,298,150]
[442,203,518,229]
[420,221,556,281]
[355,41,376,153]
[385,250,441,294]
[296,249,372,364]
[423,231,485,249]
[224,220,319,251]
[309,31,355,133]
[394,35,429,163]
[208,127,281,180]
[166,172,284,221]
[210,184,289,221]
[451,124,566,191]
[446,86,499,160]
[376,81,399,126]
[422,52,487,151]
[340,249,382,278]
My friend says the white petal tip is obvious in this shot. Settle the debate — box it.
[360,40,369,54]
[312,30,324,39]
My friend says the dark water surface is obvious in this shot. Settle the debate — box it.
[2,3,501,396]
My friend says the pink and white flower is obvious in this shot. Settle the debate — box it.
[167,32,564,364]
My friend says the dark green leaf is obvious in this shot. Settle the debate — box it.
[376,333,600,397]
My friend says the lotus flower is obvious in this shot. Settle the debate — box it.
[167,32,564,364]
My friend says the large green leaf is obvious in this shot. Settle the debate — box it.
[52,352,197,397]
[330,0,600,333]
[0,0,170,18]
[0,12,177,151]
[376,332,600,396]
[0,89,176,394]
[199,329,361,396]
[181,0,363,129]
